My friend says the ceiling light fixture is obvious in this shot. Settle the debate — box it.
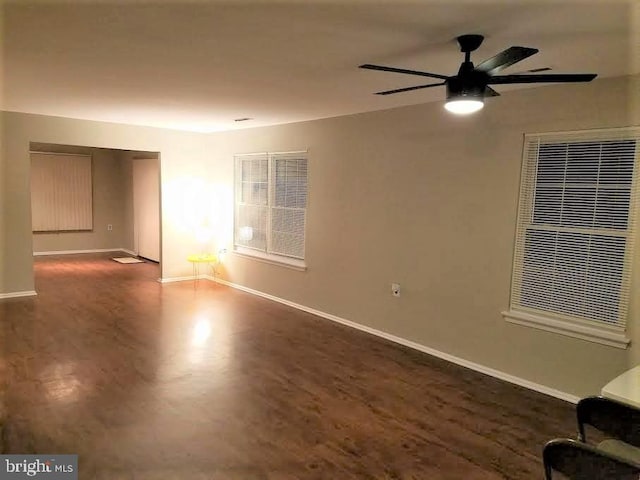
[444,98,484,115]
[444,79,484,115]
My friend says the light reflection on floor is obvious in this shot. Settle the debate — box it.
[40,362,83,402]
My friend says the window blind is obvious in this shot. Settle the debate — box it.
[235,154,269,251]
[31,153,93,232]
[270,153,307,259]
[511,128,639,330]
[234,151,308,261]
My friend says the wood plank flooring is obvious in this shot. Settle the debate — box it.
[1,254,577,479]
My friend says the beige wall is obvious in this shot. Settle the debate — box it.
[1,74,639,398]
[206,75,640,398]
[31,148,126,253]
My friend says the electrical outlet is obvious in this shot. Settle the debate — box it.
[107,224,113,231]
[391,283,401,297]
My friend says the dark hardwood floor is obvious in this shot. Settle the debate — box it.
[1,253,576,479]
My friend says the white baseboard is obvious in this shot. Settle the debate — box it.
[0,290,37,299]
[33,248,133,256]
[212,277,580,404]
[120,248,137,256]
[158,275,205,284]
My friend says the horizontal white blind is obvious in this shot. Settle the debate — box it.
[511,128,639,329]
[234,151,308,261]
[31,153,93,232]
[271,153,307,259]
[235,154,269,251]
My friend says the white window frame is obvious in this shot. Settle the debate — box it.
[503,127,640,349]
[233,151,308,270]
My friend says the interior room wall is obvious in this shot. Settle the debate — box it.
[31,147,126,253]
[205,74,640,398]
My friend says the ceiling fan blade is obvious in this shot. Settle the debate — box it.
[476,47,539,75]
[487,73,597,84]
[527,67,552,73]
[359,64,449,80]
[375,82,446,95]
[510,67,552,75]
[485,86,500,97]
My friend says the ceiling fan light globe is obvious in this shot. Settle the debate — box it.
[444,99,484,115]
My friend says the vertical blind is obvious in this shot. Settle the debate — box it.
[511,128,639,329]
[235,152,308,259]
[31,153,93,232]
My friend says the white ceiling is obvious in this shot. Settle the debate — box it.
[3,0,639,133]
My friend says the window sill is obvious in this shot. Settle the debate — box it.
[502,309,630,349]
[233,247,307,271]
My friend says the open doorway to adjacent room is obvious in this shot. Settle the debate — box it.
[29,142,162,274]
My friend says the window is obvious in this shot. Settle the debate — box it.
[504,128,639,348]
[30,152,93,232]
[234,151,308,268]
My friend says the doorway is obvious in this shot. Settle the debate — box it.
[29,142,162,270]
[133,157,160,262]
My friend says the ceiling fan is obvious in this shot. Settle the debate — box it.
[359,34,597,114]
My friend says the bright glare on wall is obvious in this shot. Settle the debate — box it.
[163,176,234,253]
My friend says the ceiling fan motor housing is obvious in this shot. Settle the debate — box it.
[446,75,487,101]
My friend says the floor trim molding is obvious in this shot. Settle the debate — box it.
[33,248,134,256]
[0,290,38,299]
[212,276,580,404]
[158,275,203,284]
